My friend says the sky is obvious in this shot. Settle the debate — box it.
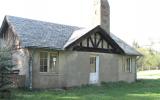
[0,0,160,51]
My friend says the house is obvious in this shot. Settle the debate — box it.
[0,0,141,89]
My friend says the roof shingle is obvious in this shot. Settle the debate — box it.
[6,16,80,50]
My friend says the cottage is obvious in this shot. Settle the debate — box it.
[0,0,141,89]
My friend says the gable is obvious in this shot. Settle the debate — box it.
[65,26,124,54]
[76,33,112,49]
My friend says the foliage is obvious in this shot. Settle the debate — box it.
[132,41,160,71]
[11,79,160,100]
[137,48,160,71]
[0,46,15,98]
[132,40,140,48]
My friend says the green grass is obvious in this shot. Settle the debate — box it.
[138,70,160,76]
[137,70,160,79]
[10,79,160,100]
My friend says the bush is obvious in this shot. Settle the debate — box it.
[0,47,15,99]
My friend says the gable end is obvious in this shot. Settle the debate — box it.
[66,26,124,54]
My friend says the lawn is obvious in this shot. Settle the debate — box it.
[137,70,160,79]
[10,79,160,100]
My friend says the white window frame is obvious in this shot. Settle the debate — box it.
[40,52,48,72]
[123,57,132,73]
[90,55,97,73]
[40,51,58,73]
[126,57,132,72]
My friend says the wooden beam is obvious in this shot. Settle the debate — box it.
[101,39,103,48]
[96,38,102,48]
[65,26,124,54]
[107,43,109,49]
[73,46,121,54]
[80,42,82,47]
[89,37,95,47]
[87,38,89,47]
[94,33,97,46]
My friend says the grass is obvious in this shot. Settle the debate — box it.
[9,79,160,100]
[138,70,160,76]
[137,70,160,79]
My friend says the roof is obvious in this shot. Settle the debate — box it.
[64,27,96,48]
[110,33,142,56]
[5,16,81,50]
[0,15,141,56]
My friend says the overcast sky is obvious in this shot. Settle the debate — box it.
[0,0,160,51]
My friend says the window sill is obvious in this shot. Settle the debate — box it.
[123,71,132,73]
[39,72,63,76]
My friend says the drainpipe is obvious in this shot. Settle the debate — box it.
[28,49,35,90]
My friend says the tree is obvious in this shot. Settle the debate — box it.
[0,46,15,98]
[132,40,140,49]
[137,47,160,71]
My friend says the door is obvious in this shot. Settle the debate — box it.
[89,55,99,84]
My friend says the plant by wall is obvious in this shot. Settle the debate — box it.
[0,47,15,99]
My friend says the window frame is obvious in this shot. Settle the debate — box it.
[90,55,96,73]
[39,51,58,73]
[40,52,48,72]
[123,57,132,73]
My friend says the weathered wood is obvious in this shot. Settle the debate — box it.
[96,37,102,48]
[87,38,89,47]
[65,26,124,54]
[101,39,103,48]
[94,33,97,46]
[73,46,121,54]
[89,37,95,47]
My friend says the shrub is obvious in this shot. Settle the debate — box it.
[0,47,15,99]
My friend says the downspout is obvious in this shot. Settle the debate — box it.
[28,49,35,90]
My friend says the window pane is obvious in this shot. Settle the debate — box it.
[90,56,96,73]
[40,52,48,72]
[44,66,47,72]
[40,66,43,72]
[126,58,131,72]
[40,59,43,66]
[44,59,47,66]
[49,53,57,72]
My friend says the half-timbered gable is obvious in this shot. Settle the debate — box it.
[65,26,124,54]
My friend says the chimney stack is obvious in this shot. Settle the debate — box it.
[92,0,110,34]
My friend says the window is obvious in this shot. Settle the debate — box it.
[124,58,132,72]
[40,52,57,72]
[40,52,48,72]
[90,56,96,73]
[49,53,57,72]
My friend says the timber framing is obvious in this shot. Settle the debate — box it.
[66,26,125,54]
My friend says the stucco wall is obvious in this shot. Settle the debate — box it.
[12,49,29,87]
[30,49,137,88]
[59,51,90,87]
[118,56,137,82]
[59,51,136,87]
[31,49,64,89]
[99,53,119,82]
